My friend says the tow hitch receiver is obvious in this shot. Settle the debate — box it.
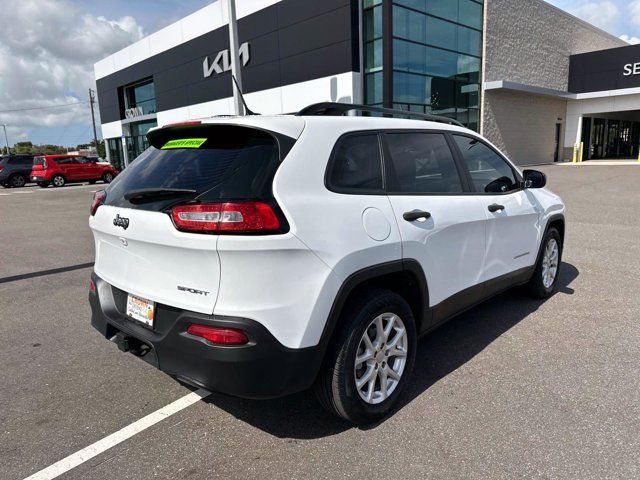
[110,331,151,357]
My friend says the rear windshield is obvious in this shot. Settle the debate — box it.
[34,157,46,165]
[105,125,285,210]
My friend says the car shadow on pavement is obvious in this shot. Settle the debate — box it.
[200,262,579,439]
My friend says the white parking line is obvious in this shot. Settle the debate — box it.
[23,388,211,480]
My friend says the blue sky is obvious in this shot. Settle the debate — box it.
[1,0,637,149]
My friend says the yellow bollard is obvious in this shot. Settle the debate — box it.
[572,144,578,163]
[579,142,584,163]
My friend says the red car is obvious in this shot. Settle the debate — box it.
[30,155,119,188]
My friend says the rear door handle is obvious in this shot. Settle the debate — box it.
[403,210,432,222]
[488,204,505,213]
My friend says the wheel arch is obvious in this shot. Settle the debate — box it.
[316,260,430,361]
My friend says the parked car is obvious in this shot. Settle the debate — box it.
[0,154,35,188]
[88,103,565,424]
[30,154,118,188]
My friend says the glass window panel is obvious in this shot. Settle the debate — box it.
[459,0,483,29]
[429,77,455,110]
[395,0,426,12]
[424,46,458,78]
[457,26,481,56]
[425,16,457,50]
[363,0,382,7]
[426,0,459,23]
[364,6,382,41]
[386,133,463,194]
[393,39,428,75]
[394,6,426,43]
[365,39,383,73]
[393,72,431,104]
[365,72,383,104]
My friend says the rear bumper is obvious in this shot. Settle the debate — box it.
[89,272,323,399]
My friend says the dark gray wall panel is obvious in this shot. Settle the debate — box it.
[96,0,358,124]
[569,44,640,93]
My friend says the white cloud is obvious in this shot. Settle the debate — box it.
[630,0,640,27]
[570,1,620,32]
[620,34,640,44]
[0,0,144,141]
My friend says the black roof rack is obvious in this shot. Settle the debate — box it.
[296,102,464,128]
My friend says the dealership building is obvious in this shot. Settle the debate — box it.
[94,0,640,170]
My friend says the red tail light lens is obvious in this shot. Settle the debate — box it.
[187,324,249,345]
[89,279,97,293]
[171,202,280,234]
[90,190,107,216]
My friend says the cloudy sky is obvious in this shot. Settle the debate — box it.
[0,0,637,148]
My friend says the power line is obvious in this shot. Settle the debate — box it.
[0,101,88,114]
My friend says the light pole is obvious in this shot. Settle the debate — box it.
[226,0,245,116]
[1,124,9,155]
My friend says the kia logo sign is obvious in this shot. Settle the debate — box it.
[124,106,144,119]
[623,62,640,76]
[203,42,250,78]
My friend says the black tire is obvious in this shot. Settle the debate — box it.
[51,174,65,188]
[525,227,563,299]
[37,182,49,188]
[1,182,8,188]
[102,172,113,183]
[314,289,417,424]
[8,174,26,188]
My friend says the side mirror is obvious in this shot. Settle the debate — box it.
[523,169,546,189]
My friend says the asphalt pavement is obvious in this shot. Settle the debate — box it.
[0,167,638,479]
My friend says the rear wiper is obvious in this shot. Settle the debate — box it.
[124,188,197,202]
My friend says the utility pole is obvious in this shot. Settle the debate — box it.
[1,124,9,155]
[226,0,245,116]
[89,88,100,155]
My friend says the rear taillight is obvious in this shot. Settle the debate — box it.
[187,324,249,345]
[0,166,3,171]
[90,190,106,216]
[89,279,97,293]
[171,202,280,234]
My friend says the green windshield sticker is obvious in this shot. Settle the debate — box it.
[161,138,207,149]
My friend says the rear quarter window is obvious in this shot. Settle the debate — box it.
[326,133,384,194]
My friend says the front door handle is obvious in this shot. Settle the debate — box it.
[403,210,432,222]
[488,204,505,213]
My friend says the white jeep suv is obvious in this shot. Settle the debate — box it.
[88,103,565,424]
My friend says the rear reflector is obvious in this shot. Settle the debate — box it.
[171,202,280,234]
[187,324,249,345]
[89,279,97,293]
[90,190,107,216]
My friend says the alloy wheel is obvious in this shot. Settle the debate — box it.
[541,238,559,288]
[354,313,408,405]
[53,176,64,187]
[10,175,25,188]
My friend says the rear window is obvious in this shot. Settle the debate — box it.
[34,157,46,166]
[105,125,285,210]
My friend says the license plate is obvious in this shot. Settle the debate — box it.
[126,294,155,327]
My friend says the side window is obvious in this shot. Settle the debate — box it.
[385,132,463,194]
[328,134,383,193]
[453,135,518,194]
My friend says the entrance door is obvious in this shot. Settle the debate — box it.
[606,120,620,158]
[554,123,562,162]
